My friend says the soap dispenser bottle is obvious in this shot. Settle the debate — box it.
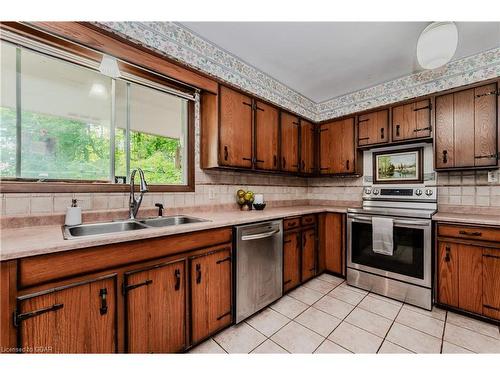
[65,199,82,226]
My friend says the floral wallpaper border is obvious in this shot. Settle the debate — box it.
[98,22,500,122]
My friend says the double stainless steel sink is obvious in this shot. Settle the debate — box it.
[62,215,208,239]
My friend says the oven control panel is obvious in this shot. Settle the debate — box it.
[363,186,436,200]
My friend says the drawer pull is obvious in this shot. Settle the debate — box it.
[174,269,181,291]
[458,230,482,237]
[99,288,108,315]
[395,124,400,137]
[358,137,370,141]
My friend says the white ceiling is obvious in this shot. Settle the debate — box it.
[180,22,500,103]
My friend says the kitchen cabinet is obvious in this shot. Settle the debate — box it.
[437,223,500,321]
[300,119,315,174]
[301,229,317,281]
[283,215,318,291]
[319,118,356,174]
[219,85,253,168]
[190,247,232,344]
[283,232,301,293]
[255,100,280,171]
[125,259,186,353]
[435,82,498,169]
[16,275,117,353]
[281,112,300,173]
[357,109,389,147]
[318,213,345,275]
[392,99,432,141]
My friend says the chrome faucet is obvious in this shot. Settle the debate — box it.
[129,168,148,220]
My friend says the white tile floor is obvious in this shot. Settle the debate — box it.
[189,274,500,354]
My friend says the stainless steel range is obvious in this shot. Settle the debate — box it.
[347,186,437,310]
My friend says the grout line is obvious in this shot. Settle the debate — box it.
[376,300,405,353]
[210,338,229,354]
[440,310,448,353]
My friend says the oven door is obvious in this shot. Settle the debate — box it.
[347,213,431,288]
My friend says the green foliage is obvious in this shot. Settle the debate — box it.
[0,107,183,184]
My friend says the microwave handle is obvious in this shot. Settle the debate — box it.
[350,215,430,227]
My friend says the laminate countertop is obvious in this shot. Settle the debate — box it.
[0,205,351,261]
[432,212,500,227]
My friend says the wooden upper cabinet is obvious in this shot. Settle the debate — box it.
[254,101,279,171]
[281,112,300,173]
[357,109,389,147]
[392,99,432,141]
[435,82,498,169]
[219,86,253,168]
[320,117,355,174]
[300,119,315,174]
[482,248,500,320]
[17,275,117,353]
[283,232,301,293]
[125,259,186,353]
[190,247,232,344]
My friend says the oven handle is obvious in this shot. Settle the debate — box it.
[349,215,430,227]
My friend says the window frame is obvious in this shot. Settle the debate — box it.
[0,25,196,193]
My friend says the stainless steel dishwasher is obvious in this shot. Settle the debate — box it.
[235,220,283,323]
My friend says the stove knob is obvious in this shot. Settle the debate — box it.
[373,189,379,195]
[364,188,372,195]
[425,189,433,196]
[415,189,423,196]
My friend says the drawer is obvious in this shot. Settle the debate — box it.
[438,224,500,243]
[284,218,300,231]
[301,215,316,226]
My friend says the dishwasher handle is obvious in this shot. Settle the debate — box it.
[241,228,280,241]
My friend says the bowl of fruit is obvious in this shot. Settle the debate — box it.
[236,189,254,211]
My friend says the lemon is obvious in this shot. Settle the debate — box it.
[237,189,246,198]
[244,192,253,201]
[237,197,246,205]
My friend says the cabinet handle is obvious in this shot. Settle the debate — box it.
[395,124,400,137]
[380,128,385,139]
[174,269,181,291]
[445,246,451,262]
[346,160,350,170]
[242,157,252,162]
[301,160,305,171]
[216,256,231,264]
[358,137,370,141]
[459,230,482,237]
[224,146,228,161]
[14,303,64,327]
[196,264,202,284]
[255,159,264,163]
[99,288,108,315]
[273,155,277,167]
[442,150,448,164]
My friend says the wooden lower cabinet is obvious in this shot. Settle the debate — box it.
[283,232,301,293]
[190,247,232,344]
[301,229,316,281]
[318,213,344,275]
[437,223,500,321]
[125,259,186,353]
[16,275,117,353]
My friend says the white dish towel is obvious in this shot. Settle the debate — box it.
[372,217,394,256]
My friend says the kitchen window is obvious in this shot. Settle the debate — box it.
[0,35,194,192]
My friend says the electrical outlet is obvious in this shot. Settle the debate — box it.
[488,170,499,183]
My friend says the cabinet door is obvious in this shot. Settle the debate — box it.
[437,242,459,308]
[357,109,389,146]
[300,119,315,174]
[255,101,279,171]
[454,88,476,168]
[319,118,355,174]
[435,93,455,168]
[319,213,344,275]
[482,248,500,320]
[17,275,116,353]
[474,83,498,167]
[301,229,317,282]
[457,244,483,314]
[219,85,253,168]
[392,99,431,141]
[125,259,186,353]
[190,247,232,344]
[283,232,301,292]
[281,112,300,172]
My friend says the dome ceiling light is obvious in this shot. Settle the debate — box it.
[417,22,458,70]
